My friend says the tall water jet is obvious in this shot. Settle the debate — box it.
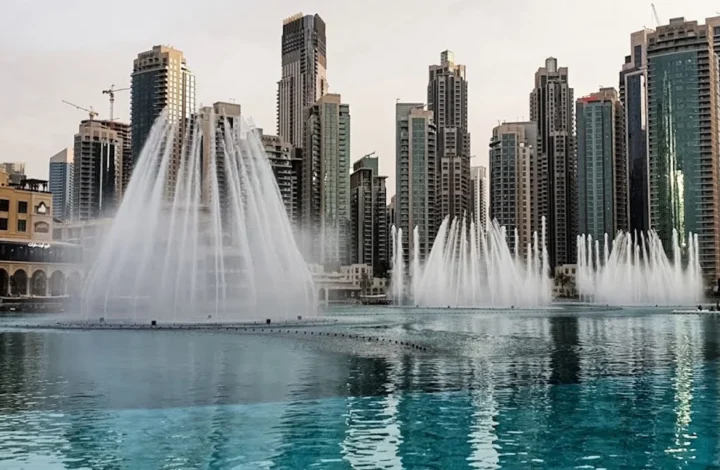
[395,215,551,308]
[576,230,703,306]
[390,226,405,304]
[81,112,316,322]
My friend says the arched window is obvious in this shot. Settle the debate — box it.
[34,221,49,233]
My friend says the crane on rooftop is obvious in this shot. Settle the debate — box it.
[651,3,661,28]
[102,84,130,121]
[62,100,98,120]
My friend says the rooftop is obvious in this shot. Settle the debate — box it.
[8,179,50,194]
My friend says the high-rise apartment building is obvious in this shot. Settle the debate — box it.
[387,195,396,262]
[576,88,626,241]
[530,57,577,269]
[303,94,350,267]
[260,131,303,228]
[198,102,242,220]
[395,103,437,262]
[489,122,536,256]
[350,154,388,277]
[49,148,74,220]
[428,51,470,225]
[277,13,328,149]
[470,165,487,231]
[647,17,720,283]
[98,121,131,200]
[73,120,123,221]
[132,45,195,188]
[620,30,651,233]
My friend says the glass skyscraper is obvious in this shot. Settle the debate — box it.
[619,30,650,234]
[576,88,626,242]
[49,148,73,220]
[395,103,437,263]
[647,17,720,284]
[302,94,350,267]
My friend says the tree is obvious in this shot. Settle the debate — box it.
[555,273,571,297]
[555,273,575,297]
[360,272,372,296]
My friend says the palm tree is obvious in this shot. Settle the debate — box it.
[555,273,571,297]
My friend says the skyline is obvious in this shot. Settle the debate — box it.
[1,0,719,199]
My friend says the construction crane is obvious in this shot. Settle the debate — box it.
[651,3,661,28]
[62,100,98,120]
[102,84,130,121]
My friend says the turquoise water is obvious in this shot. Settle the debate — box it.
[1,307,720,469]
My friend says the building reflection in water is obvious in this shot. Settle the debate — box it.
[1,312,720,467]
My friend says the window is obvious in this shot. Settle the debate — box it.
[34,222,49,234]
[0,200,8,212]
[17,201,27,214]
[17,220,26,232]
[0,218,7,230]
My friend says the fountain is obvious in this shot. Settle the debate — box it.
[81,112,316,322]
[390,226,405,304]
[576,230,703,306]
[391,216,552,308]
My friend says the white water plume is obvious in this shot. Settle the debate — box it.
[391,215,552,307]
[390,225,405,304]
[576,230,703,306]
[81,111,316,322]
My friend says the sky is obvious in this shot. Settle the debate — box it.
[1,0,719,198]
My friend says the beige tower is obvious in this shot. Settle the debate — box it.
[427,51,470,227]
[489,122,536,257]
[530,57,576,269]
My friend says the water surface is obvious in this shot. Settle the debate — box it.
[1,306,719,469]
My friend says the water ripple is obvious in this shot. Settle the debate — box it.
[0,309,719,468]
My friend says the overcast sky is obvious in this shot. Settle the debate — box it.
[1,0,718,198]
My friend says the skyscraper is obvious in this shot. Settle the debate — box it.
[350,154,388,277]
[620,30,651,233]
[277,13,328,149]
[387,195,396,266]
[427,51,470,225]
[489,122,536,256]
[303,93,350,267]
[395,103,437,262]
[131,45,195,187]
[98,121,131,201]
[198,102,242,220]
[260,131,303,228]
[647,17,720,283]
[49,148,74,220]
[530,57,577,269]
[576,88,626,241]
[470,165,487,232]
[73,120,123,221]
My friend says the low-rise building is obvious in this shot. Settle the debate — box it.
[310,263,388,304]
[0,176,83,297]
[52,217,113,263]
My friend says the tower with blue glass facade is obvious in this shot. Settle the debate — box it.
[576,88,626,242]
[647,16,720,284]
